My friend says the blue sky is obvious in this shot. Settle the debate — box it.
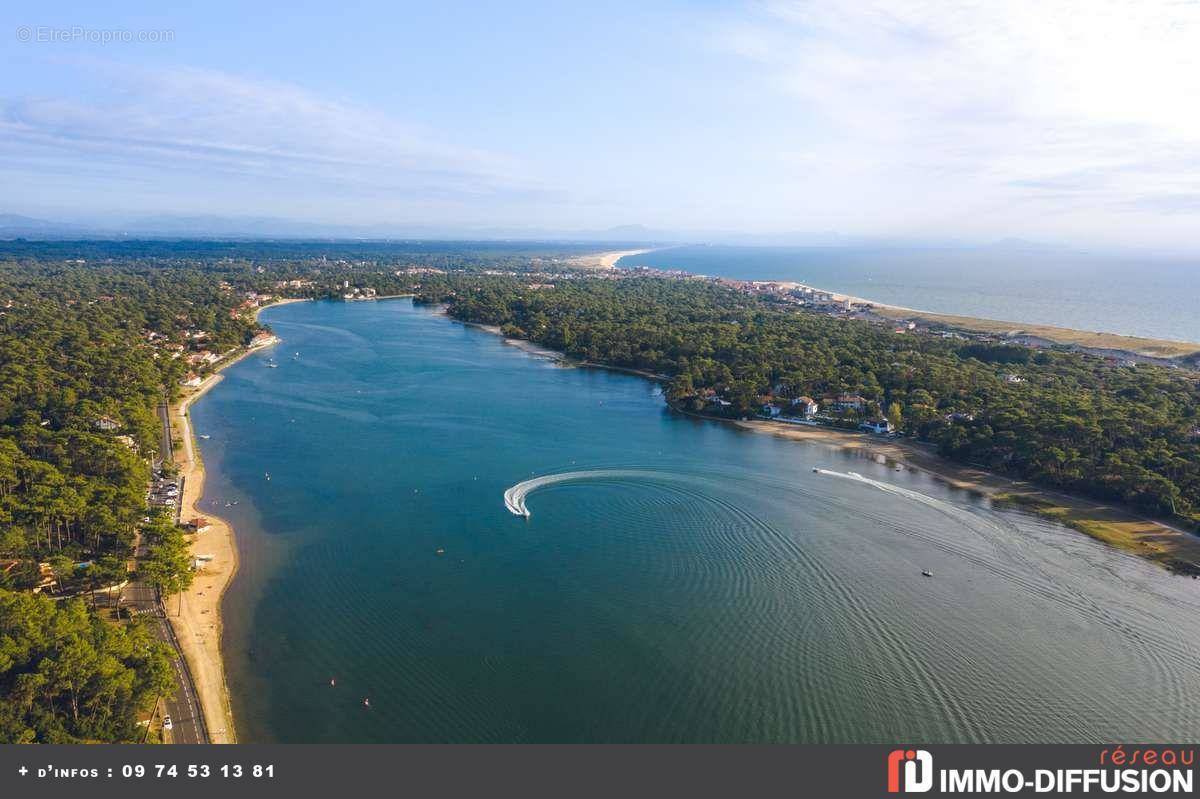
[3,1,1200,248]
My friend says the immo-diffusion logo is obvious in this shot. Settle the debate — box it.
[885,747,1196,794]
[888,749,934,793]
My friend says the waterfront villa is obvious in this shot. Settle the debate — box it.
[827,394,867,412]
[791,396,819,417]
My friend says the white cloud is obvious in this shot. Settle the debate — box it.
[0,63,548,219]
[708,0,1200,244]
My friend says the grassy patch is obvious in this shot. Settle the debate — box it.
[994,493,1200,576]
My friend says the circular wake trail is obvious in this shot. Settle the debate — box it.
[504,470,662,517]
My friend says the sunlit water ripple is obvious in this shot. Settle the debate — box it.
[190,298,1200,743]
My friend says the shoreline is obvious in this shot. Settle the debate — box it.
[568,247,662,270]
[734,278,1199,362]
[573,247,1198,361]
[167,293,1200,744]
[447,304,1200,575]
[724,414,1200,575]
[454,316,670,381]
[166,296,309,743]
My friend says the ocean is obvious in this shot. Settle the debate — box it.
[617,245,1200,344]
[192,298,1200,742]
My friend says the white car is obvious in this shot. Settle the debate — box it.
[162,716,173,731]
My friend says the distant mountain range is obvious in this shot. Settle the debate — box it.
[0,214,97,238]
[0,212,1099,254]
[0,214,682,243]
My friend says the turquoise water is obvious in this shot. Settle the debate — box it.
[193,299,1200,742]
[619,246,1200,343]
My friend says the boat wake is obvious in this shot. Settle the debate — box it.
[504,469,660,517]
[813,468,962,517]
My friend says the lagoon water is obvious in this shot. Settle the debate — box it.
[619,245,1200,344]
[193,299,1200,742]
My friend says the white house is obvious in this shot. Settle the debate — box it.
[828,394,867,412]
[860,419,894,435]
[791,396,819,417]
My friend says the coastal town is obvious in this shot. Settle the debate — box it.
[429,256,1200,373]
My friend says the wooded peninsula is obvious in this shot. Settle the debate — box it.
[2,240,1199,742]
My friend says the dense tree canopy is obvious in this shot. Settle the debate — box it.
[0,589,175,743]
[421,275,1200,524]
[1,241,1198,742]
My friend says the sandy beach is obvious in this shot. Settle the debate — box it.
[163,292,1200,746]
[730,417,1200,573]
[741,278,1200,362]
[165,297,308,744]
[456,299,1200,572]
[568,248,659,270]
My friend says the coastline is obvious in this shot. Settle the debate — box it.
[727,415,1200,574]
[454,317,669,381]
[732,278,1200,362]
[868,304,1200,361]
[166,296,309,743]
[568,247,660,270]
[165,292,1200,745]
[448,304,1200,575]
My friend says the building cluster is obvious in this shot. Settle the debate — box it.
[626,270,1173,373]
[702,388,899,436]
[342,285,378,300]
[229,290,277,318]
[275,278,317,290]
[395,267,445,276]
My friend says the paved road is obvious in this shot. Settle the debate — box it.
[131,399,207,743]
[123,580,207,744]
[157,399,173,463]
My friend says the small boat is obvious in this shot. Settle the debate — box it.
[812,467,820,473]
[266,363,278,368]
[436,548,445,555]
[363,698,370,708]
[199,434,210,439]
[922,570,933,578]
[265,473,271,481]
[330,678,336,687]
